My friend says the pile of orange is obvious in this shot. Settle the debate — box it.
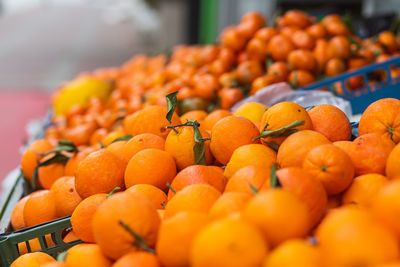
[10,94,400,266]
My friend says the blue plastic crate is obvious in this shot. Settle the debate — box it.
[299,56,400,114]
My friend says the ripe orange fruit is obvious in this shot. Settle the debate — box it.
[127,184,167,210]
[63,231,79,243]
[378,31,399,53]
[259,101,313,146]
[192,74,220,100]
[325,57,346,76]
[121,133,165,164]
[372,180,400,238]
[249,74,285,95]
[65,243,112,267]
[37,153,65,190]
[234,102,268,124]
[164,184,221,219]
[246,38,268,61]
[267,34,295,61]
[92,192,160,260]
[210,116,260,165]
[167,165,226,199]
[209,192,251,219]
[71,193,107,243]
[10,252,55,267]
[11,195,29,230]
[291,30,315,50]
[287,49,317,72]
[113,251,161,267]
[267,61,290,79]
[190,218,268,267]
[23,190,57,227]
[359,98,400,144]
[220,26,247,52]
[306,23,327,39]
[325,21,350,36]
[123,105,180,139]
[342,173,388,206]
[255,27,278,43]
[64,146,97,176]
[278,10,313,29]
[386,143,400,179]
[156,212,209,267]
[328,36,351,59]
[276,167,328,227]
[180,110,208,124]
[21,139,54,181]
[243,189,310,246]
[41,262,69,267]
[50,176,82,217]
[224,144,276,178]
[313,38,330,72]
[165,126,213,170]
[308,104,351,142]
[235,60,264,85]
[124,148,176,190]
[303,144,354,195]
[263,239,322,267]
[238,12,266,38]
[225,165,270,194]
[288,70,316,87]
[277,130,330,168]
[218,87,244,110]
[202,109,231,132]
[75,149,125,199]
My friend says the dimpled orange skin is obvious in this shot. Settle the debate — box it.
[277,130,330,168]
[359,98,400,144]
[201,109,232,132]
[303,144,354,195]
[308,104,352,142]
[11,195,29,230]
[10,252,55,267]
[123,105,181,139]
[276,167,328,227]
[124,148,176,191]
[210,116,260,165]
[50,176,82,217]
[126,184,167,210]
[156,212,209,267]
[65,243,112,267]
[21,139,54,181]
[225,165,270,194]
[167,165,226,200]
[23,190,57,227]
[342,174,388,207]
[259,102,313,146]
[112,251,161,267]
[243,189,310,247]
[209,192,251,219]
[75,149,126,199]
[190,218,268,267]
[121,133,165,164]
[165,126,213,170]
[70,193,107,243]
[164,184,221,219]
[224,144,276,178]
[92,192,160,260]
[386,143,400,179]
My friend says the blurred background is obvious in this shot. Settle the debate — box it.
[1,0,400,178]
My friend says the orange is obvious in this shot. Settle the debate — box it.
[303,144,354,195]
[238,12,266,39]
[167,165,226,199]
[101,129,126,146]
[105,140,127,163]
[359,98,400,144]
[75,149,125,198]
[126,184,167,210]
[249,74,285,95]
[41,262,69,267]
[64,146,97,176]
[112,251,161,267]
[325,21,350,36]
[21,139,54,181]
[233,102,268,124]
[259,101,313,146]
[291,30,315,50]
[71,193,107,243]
[220,26,247,52]
[92,192,160,260]
[276,167,327,227]
[342,173,388,206]
[277,130,330,168]
[328,35,351,59]
[65,243,112,267]
[308,104,351,142]
[235,61,264,85]
[10,252,55,267]
[287,49,317,72]
[386,143,400,179]
[307,23,327,39]
[202,109,231,132]
[164,184,221,219]
[156,212,209,267]
[224,144,276,178]
[378,31,399,53]
[210,116,260,165]
[288,70,316,88]
[50,176,82,217]
[267,62,290,79]
[313,38,330,72]
[243,189,310,246]
[165,126,213,170]
[180,110,207,124]
[268,34,295,61]
[190,218,268,267]
[372,180,400,238]
[246,37,268,61]
[124,148,176,190]
[123,105,181,139]
[278,10,313,29]
[23,190,57,227]
[325,57,346,76]
[121,133,165,164]
[192,74,219,100]
[226,165,270,194]
[263,239,322,267]
[64,231,79,243]
[11,195,29,230]
[255,27,278,43]
[218,87,244,110]
[37,153,66,190]
[209,192,251,219]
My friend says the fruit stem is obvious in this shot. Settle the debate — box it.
[253,120,305,141]
[166,182,176,194]
[107,187,121,198]
[270,165,281,188]
[249,183,259,194]
[119,220,155,254]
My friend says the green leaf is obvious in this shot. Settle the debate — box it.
[31,153,70,189]
[166,91,179,124]
[110,134,133,144]
[43,140,78,156]
[119,220,155,254]
[192,121,207,165]
[262,140,279,152]
[270,165,281,188]
[253,120,305,141]
[99,142,106,148]
[266,58,274,69]
[249,183,259,194]
[290,71,298,89]
[58,139,75,147]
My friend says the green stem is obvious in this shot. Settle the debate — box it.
[107,187,121,198]
[253,120,305,141]
[249,183,259,194]
[0,172,22,222]
[270,165,281,188]
[119,220,155,254]
[166,182,176,194]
